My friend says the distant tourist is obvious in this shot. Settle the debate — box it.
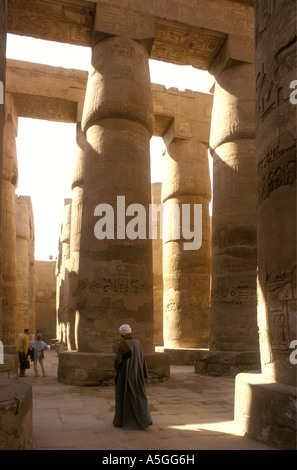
[113,324,152,430]
[16,328,30,377]
[30,334,49,377]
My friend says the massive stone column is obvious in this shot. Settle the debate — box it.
[2,95,18,344]
[58,6,169,384]
[210,62,258,349]
[67,123,85,351]
[162,130,211,350]
[76,35,154,353]
[0,0,6,341]
[151,182,163,346]
[235,0,296,450]
[56,198,71,345]
[15,196,30,333]
[195,51,259,375]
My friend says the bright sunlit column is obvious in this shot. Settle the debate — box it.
[209,61,258,354]
[162,130,211,349]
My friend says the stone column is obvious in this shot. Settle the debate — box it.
[0,0,7,341]
[162,130,211,349]
[27,197,36,339]
[58,5,170,385]
[2,95,18,344]
[195,56,260,375]
[151,182,163,346]
[15,196,30,333]
[77,35,154,353]
[56,199,71,346]
[67,123,84,350]
[235,0,296,450]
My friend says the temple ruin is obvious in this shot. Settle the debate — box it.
[0,0,296,450]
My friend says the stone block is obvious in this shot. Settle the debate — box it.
[235,372,297,450]
[194,349,261,377]
[58,350,170,386]
[0,378,33,450]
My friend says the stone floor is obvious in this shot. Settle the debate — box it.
[19,349,275,451]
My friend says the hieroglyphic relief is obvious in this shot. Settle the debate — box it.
[151,18,226,70]
[256,18,296,206]
[266,270,294,351]
[7,0,95,46]
[256,0,275,36]
[77,276,149,295]
[257,143,296,205]
[213,285,256,305]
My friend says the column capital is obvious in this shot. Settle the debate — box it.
[93,2,155,54]
[208,34,254,92]
[163,117,192,147]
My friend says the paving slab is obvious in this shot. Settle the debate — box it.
[18,349,275,451]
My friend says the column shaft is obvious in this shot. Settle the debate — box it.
[151,182,163,346]
[209,63,258,352]
[15,197,30,333]
[162,136,211,348]
[0,1,6,340]
[76,36,155,353]
[234,3,296,450]
[68,123,85,350]
[255,0,296,386]
[2,97,18,344]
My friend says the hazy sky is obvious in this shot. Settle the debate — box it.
[6,34,212,261]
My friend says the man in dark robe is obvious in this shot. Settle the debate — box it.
[113,324,152,430]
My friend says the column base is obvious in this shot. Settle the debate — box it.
[193,349,261,377]
[235,372,297,450]
[155,346,209,365]
[58,351,170,386]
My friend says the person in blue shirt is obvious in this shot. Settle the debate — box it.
[30,334,49,377]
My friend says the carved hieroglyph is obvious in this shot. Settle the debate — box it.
[209,62,258,352]
[255,0,296,386]
[75,35,155,353]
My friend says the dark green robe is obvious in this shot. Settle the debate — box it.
[113,338,152,430]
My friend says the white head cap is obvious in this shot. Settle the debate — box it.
[119,324,132,335]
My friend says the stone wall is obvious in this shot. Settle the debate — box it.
[35,261,56,344]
